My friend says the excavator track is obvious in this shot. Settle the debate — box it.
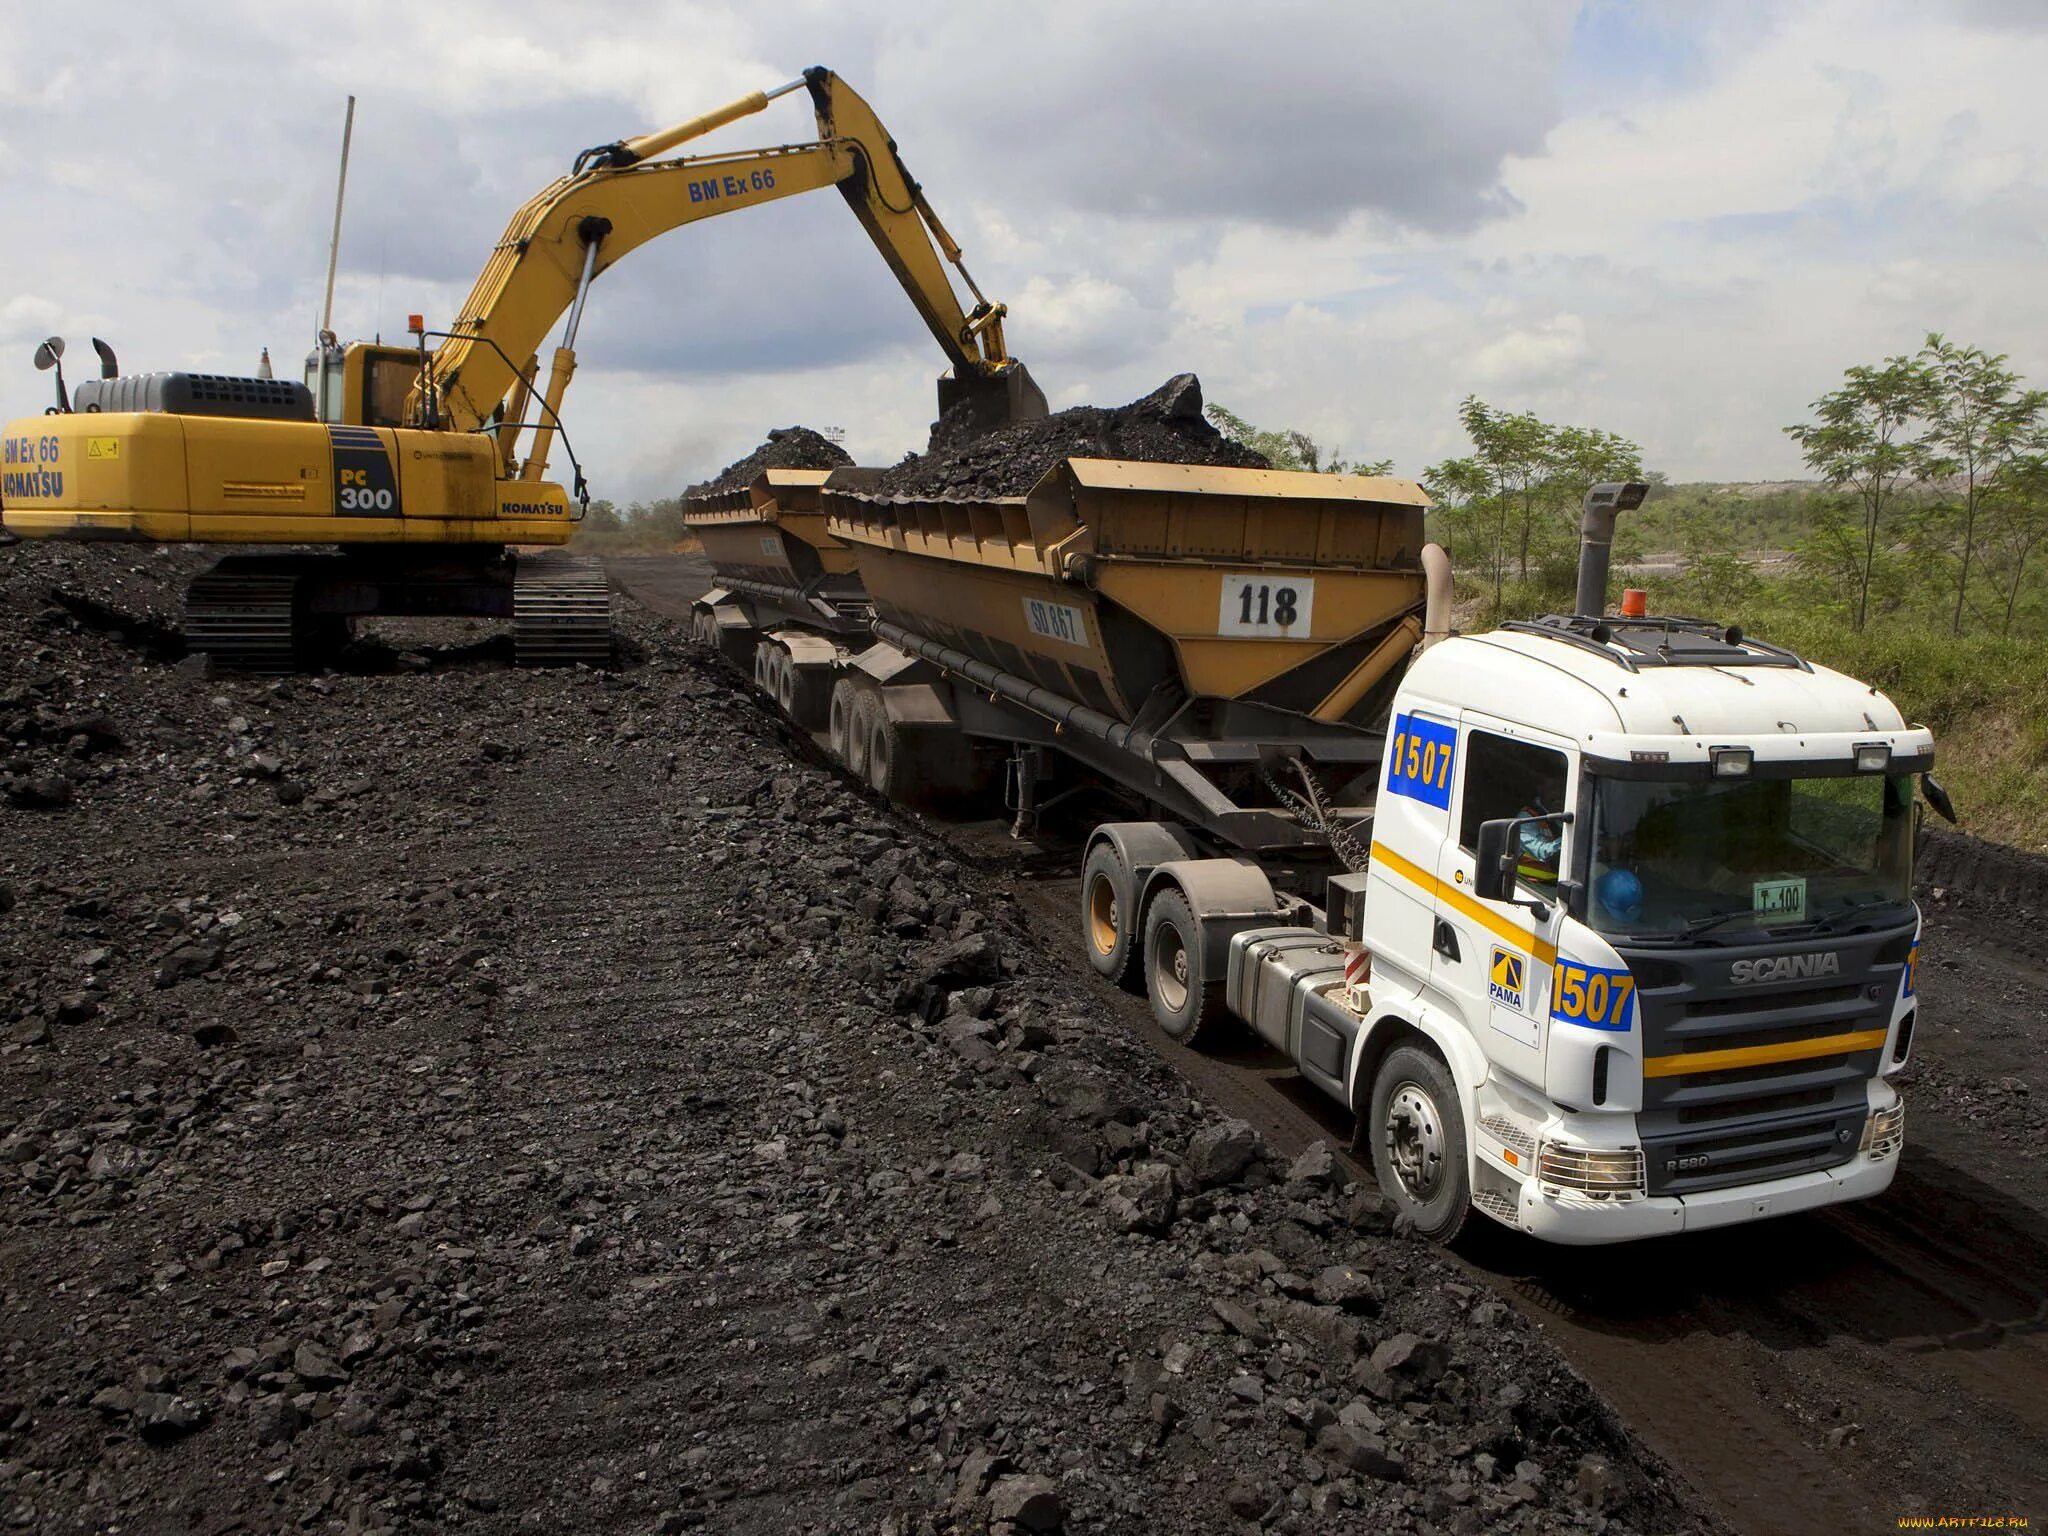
[183,558,321,675]
[512,552,613,668]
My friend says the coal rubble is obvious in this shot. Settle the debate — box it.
[685,426,854,498]
[873,374,1270,499]
[0,539,1709,1534]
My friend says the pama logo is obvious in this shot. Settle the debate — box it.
[1488,946,1526,1010]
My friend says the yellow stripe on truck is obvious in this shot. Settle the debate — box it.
[1642,1027,1890,1079]
[1368,841,1558,966]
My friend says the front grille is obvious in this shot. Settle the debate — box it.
[1683,983,1863,1019]
[1620,925,1907,1196]
[1645,1108,1865,1195]
[1678,1085,1834,1124]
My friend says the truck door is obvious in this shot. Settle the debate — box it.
[1361,706,1459,999]
[1433,720,1573,1092]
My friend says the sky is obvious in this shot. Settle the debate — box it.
[3,0,2045,504]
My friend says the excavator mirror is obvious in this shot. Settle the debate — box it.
[34,336,69,414]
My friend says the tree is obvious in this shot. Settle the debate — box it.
[1919,333,2048,635]
[1205,405,1391,476]
[1983,452,2048,637]
[1785,356,1937,631]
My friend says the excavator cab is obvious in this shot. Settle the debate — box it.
[303,341,421,428]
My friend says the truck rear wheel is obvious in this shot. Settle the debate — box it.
[1081,842,1140,988]
[1143,889,1226,1044]
[1368,1044,1470,1244]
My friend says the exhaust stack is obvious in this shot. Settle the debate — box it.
[1575,480,1649,618]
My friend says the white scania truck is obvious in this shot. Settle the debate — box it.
[692,458,1947,1246]
[1078,486,1944,1244]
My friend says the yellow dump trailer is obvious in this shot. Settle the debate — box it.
[777,457,1450,849]
[682,467,859,597]
[824,458,1433,729]
[682,467,879,722]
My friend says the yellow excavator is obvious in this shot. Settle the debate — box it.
[0,68,1043,669]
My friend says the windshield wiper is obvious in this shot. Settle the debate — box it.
[1678,910,1761,941]
[1801,897,1909,935]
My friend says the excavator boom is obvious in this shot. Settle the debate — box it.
[423,67,1044,440]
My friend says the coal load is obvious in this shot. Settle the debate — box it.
[685,426,851,498]
[873,372,1269,499]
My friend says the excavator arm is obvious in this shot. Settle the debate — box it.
[415,67,1045,468]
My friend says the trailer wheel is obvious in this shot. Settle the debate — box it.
[1080,842,1141,988]
[1368,1044,1470,1244]
[1143,889,1226,1044]
[846,689,879,781]
[787,666,831,732]
[828,678,858,764]
[775,653,799,717]
[867,711,913,801]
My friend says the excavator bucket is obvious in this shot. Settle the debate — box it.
[936,364,1049,435]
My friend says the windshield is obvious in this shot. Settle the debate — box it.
[1586,771,1914,941]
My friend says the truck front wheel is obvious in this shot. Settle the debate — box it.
[1368,1044,1470,1243]
[1143,889,1226,1044]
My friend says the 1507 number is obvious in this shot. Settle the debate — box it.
[1550,960,1637,1031]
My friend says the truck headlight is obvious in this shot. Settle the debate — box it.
[1859,1103,1904,1158]
[1535,1142,1646,1197]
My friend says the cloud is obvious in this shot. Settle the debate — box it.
[2,0,2045,502]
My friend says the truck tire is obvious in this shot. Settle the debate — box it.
[775,652,799,717]
[867,712,918,802]
[1143,889,1227,1044]
[847,689,879,781]
[1368,1044,1470,1244]
[787,666,831,732]
[1080,841,1140,988]
[829,678,858,764]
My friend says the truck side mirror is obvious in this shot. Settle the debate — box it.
[1473,819,1517,903]
[1920,773,1956,826]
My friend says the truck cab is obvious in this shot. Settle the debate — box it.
[1347,612,1925,1242]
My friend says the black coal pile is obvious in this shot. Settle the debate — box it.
[0,538,1713,1534]
[685,426,852,498]
[874,373,1270,498]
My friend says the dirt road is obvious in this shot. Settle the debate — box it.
[610,551,2048,1536]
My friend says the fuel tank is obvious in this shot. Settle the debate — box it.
[822,458,1432,726]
